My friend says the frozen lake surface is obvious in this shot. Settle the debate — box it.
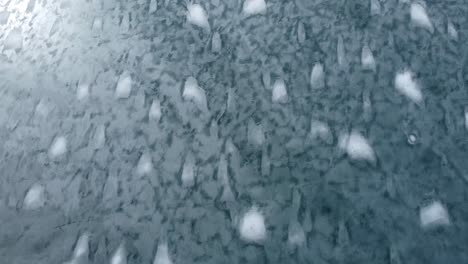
[0,0,468,263]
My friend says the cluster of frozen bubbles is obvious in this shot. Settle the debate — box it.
[15,0,459,263]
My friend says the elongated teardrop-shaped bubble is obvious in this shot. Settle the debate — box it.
[395,70,423,104]
[339,131,375,162]
[410,2,433,33]
[310,63,324,89]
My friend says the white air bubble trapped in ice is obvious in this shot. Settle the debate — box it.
[239,206,266,243]
[23,183,46,210]
[272,79,288,103]
[212,32,221,53]
[187,4,209,29]
[310,120,331,142]
[447,21,458,40]
[116,72,132,99]
[370,0,381,15]
[137,153,154,176]
[310,63,324,89]
[361,44,376,71]
[410,2,433,33]
[4,28,23,51]
[49,136,67,159]
[262,70,271,90]
[248,119,265,147]
[111,244,126,264]
[149,0,158,14]
[149,99,162,122]
[395,70,423,104]
[420,201,450,228]
[297,22,305,44]
[243,0,267,16]
[337,35,345,65]
[182,153,196,187]
[339,131,375,162]
[73,232,90,259]
[153,242,173,264]
[288,220,306,247]
[77,83,89,100]
[183,77,208,112]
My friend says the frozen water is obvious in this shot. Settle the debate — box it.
[395,70,423,104]
[23,183,46,210]
[243,0,267,16]
[239,207,266,243]
[49,136,68,159]
[76,83,89,101]
[410,2,433,33]
[4,28,23,51]
[187,4,209,29]
[149,99,162,122]
[310,63,325,89]
[111,244,126,264]
[182,77,209,112]
[420,201,450,228]
[153,242,173,264]
[182,152,196,187]
[339,131,375,162]
[361,44,376,71]
[137,153,154,176]
[272,79,287,103]
[115,72,132,99]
